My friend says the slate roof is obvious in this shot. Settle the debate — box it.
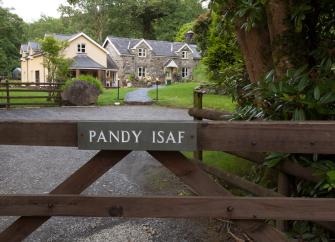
[20,44,28,52]
[28,41,40,50]
[51,33,79,41]
[71,55,105,70]
[105,36,201,59]
[107,55,118,70]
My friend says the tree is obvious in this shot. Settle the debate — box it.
[26,16,75,40]
[155,0,205,41]
[175,22,194,42]
[39,36,72,82]
[0,6,27,76]
[59,0,109,42]
[60,0,205,41]
[203,0,335,239]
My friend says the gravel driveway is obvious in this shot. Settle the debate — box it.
[0,106,231,242]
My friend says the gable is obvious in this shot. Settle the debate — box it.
[176,43,193,53]
[132,39,153,51]
[64,35,107,68]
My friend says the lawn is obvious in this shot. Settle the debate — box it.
[97,87,137,106]
[148,82,236,111]
[184,151,252,177]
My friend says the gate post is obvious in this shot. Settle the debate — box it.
[5,79,10,110]
[277,172,290,231]
[193,89,203,161]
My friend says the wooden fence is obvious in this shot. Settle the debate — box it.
[0,120,335,241]
[0,80,64,109]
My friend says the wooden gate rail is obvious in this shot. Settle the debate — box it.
[1,120,335,154]
[0,195,334,221]
[1,120,335,241]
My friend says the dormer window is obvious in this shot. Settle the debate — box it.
[138,48,146,57]
[77,43,86,53]
[182,51,188,59]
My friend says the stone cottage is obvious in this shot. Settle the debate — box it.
[102,35,201,85]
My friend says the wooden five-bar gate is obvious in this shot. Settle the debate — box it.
[0,80,63,109]
[0,120,335,241]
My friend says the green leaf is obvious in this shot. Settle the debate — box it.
[293,108,306,120]
[313,86,320,100]
[326,170,335,183]
[320,93,335,104]
[297,76,310,92]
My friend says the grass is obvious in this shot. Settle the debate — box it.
[97,88,137,106]
[184,151,252,177]
[149,82,236,111]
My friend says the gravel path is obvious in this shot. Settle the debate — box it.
[125,87,155,104]
[0,106,232,242]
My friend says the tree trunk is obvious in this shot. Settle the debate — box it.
[265,0,292,79]
[143,17,155,40]
[235,24,273,83]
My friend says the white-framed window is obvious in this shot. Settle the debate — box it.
[138,67,146,78]
[182,67,188,78]
[138,48,146,57]
[77,43,86,53]
[182,51,188,59]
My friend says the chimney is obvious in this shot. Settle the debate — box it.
[184,30,194,43]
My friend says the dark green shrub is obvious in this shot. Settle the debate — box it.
[63,75,104,93]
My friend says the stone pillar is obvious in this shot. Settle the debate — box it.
[76,69,80,77]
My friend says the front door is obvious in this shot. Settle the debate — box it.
[35,71,40,83]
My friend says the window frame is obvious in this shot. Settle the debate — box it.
[182,51,188,59]
[77,43,86,53]
[181,67,188,78]
[138,48,146,57]
[138,67,146,78]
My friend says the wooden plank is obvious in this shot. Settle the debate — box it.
[1,121,335,154]
[277,172,290,231]
[228,151,321,183]
[149,151,287,241]
[199,121,335,154]
[0,195,334,221]
[189,108,232,121]
[0,150,130,242]
[192,92,203,161]
[198,160,335,233]
[197,161,281,197]
[0,121,77,147]
[0,89,62,92]
[0,82,64,86]
[5,80,9,110]
[149,151,230,196]
[1,96,51,99]
[0,103,56,106]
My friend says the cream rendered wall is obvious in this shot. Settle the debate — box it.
[21,56,47,83]
[63,36,107,67]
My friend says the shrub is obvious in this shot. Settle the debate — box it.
[63,75,104,93]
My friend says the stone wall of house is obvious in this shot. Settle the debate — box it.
[106,41,199,82]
